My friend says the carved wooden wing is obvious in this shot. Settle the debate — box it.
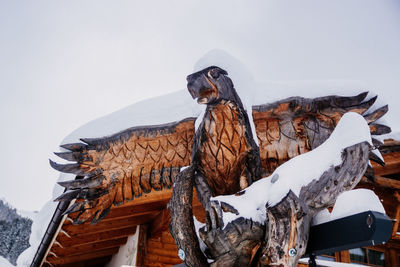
[252,92,390,175]
[51,118,196,224]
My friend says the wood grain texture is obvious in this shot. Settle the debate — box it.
[194,99,261,196]
[50,237,127,257]
[144,230,183,267]
[52,118,195,224]
[46,247,119,265]
[199,217,264,266]
[136,224,148,267]
[197,100,249,195]
[260,191,310,267]
[168,166,209,267]
[55,226,137,247]
[196,141,371,266]
[299,142,370,215]
[252,93,388,175]
[62,212,158,236]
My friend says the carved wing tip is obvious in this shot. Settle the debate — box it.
[364,95,377,107]
[54,151,75,162]
[364,105,389,124]
[372,138,384,148]
[54,189,80,202]
[60,142,86,152]
[49,160,85,175]
[57,179,77,190]
[80,137,103,146]
[359,91,369,99]
[334,91,369,108]
[370,124,391,136]
[57,176,104,190]
[62,202,83,215]
[369,151,385,166]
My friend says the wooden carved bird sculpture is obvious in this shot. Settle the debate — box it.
[51,66,390,226]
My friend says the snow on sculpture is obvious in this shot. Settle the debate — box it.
[50,66,390,266]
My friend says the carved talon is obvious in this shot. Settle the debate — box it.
[206,200,239,230]
[220,201,239,215]
[206,200,224,230]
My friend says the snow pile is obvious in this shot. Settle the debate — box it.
[61,90,201,145]
[212,112,372,227]
[312,189,385,225]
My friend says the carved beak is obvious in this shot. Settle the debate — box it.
[187,73,211,101]
[187,69,219,104]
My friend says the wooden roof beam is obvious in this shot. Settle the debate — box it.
[372,151,400,176]
[67,209,162,226]
[46,247,119,265]
[361,175,400,190]
[117,189,172,207]
[62,213,158,236]
[65,200,168,225]
[56,225,137,247]
[107,200,167,217]
[50,237,127,257]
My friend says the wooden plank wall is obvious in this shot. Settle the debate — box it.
[143,229,182,267]
[137,191,205,267]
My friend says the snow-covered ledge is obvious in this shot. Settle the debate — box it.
[106,226,139,267]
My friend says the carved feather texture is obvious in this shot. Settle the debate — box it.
[197,100,250,196]
[52,118,195,224]
[52,90,390,224]
[252,92,390,175]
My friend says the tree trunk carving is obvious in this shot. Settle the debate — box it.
[260,191,310,266]
[169,142,371,267]
[168,166,208,267]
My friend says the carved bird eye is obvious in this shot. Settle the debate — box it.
[208,69,219,79]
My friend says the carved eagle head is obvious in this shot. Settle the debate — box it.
[187,66,238,105]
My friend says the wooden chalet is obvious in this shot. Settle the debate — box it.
[32,139,400,267]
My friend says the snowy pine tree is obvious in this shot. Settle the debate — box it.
[0,199,32,265]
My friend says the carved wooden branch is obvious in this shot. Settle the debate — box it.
[168,167,208,267]
[260,191,310,266]
[195,141,371,266]
[300,142,370,215]
[199,217,264,266]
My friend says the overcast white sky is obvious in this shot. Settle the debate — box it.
[1,0,399,211]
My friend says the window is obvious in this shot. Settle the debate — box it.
[350,248,367,264]
[318,252,335,262]
[349,248,385,266]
